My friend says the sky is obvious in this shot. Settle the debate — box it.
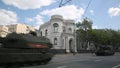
[0,0,120,30]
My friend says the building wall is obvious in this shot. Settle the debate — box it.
[16,24,27,33]
[0,24,35,37]
[7,24,35,34]
[0,25,9,37]
[39,15,77,53]
[7,25,16,33]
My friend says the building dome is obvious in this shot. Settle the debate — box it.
[51,15,63,20]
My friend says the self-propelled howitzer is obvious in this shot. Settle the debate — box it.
[0,32,54,68]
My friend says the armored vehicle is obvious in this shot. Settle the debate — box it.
[95,45,115,56]
[0,32,54,68]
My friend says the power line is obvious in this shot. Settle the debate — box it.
[59,0,63,7]
[59,0,72,7]
[82,0,92,19]
[59,0,93,20]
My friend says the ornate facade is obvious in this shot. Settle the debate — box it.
[39,15,77,53]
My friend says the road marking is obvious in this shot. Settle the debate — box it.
[57,66,67,68]
[112,64,120,68]
[94,59,102,62]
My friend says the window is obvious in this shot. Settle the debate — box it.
[45,29,48,36]
[53,23,59,32]
[54,38,57,45]
[41,31,42,36]
[68,28,72,33]
[63,26,66,33]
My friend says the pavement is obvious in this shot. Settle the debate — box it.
[22,53,120,68]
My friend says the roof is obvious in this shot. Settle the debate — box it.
[40,21,50,29]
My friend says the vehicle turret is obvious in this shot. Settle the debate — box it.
[1,32,52,49]
[0,32,54,68]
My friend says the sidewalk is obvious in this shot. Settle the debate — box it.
[51,53,96,63]
[52,53,120,62]
[54,53,95,56]
[55,52,120,56]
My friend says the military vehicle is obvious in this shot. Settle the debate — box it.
[0,31,54,68]
[95,45,115,56]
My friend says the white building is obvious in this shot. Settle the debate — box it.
[39,15,77,53]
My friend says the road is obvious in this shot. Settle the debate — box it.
[22,53,120,68]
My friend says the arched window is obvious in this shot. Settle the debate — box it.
[45,29,48,36]
[54,38,57,45]
[53,23,59,32]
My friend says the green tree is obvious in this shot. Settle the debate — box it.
[76,18,92,30]
[110,30,120,49]
[76,18,120,50]
[90,29,112,46]
[76,18,93,50]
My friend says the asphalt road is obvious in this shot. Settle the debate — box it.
[22,53,120,68]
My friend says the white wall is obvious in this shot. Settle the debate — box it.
[39,15,76,52]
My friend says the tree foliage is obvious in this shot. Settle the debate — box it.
[76,18,93,49]
[90,29,112,45]
[76,18,92,31]
[76,18,120,49]
[76,18,92,42]
[90,29,120,48]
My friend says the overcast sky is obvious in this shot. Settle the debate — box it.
[0,0,120,30]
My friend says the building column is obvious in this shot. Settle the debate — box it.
[74,41,77,53]
[74,30,77,53]
[71,38,77,53]
[65,36,70,53]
